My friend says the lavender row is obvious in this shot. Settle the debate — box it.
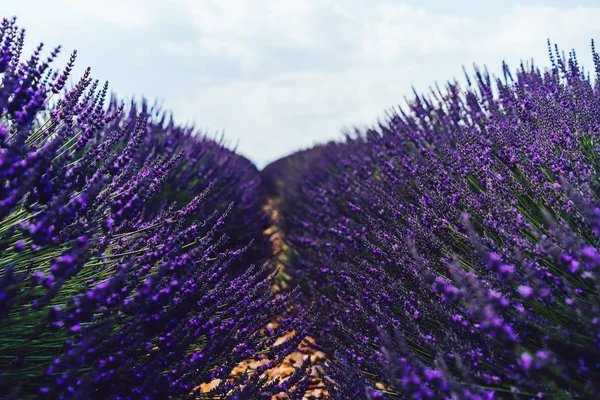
[100,98,274,273]
[276,42,600,399]
[0,17,310,399]
[262,146,326,198]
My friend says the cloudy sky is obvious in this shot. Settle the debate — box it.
[3,1,600,167]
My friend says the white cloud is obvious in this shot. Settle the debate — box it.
[178,0,320,74]
[486,5,600,50]
[359,3,473,61]
[479,5,600,71]
[2,1,600,165]
[62,0,154,30]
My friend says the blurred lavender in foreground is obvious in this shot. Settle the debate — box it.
[275,40,600,399]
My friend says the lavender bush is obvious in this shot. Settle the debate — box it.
[101,99,273,273]
[277,42,600,399]
[262,146,326,198]
[0,17,310,399]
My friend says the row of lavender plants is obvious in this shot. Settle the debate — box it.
[0,18,312,399]
[273,42,600,399]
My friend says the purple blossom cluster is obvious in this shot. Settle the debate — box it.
[0,17,310,399]
[272,42,600,399]
[99,99,274,273]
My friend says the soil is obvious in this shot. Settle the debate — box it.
[197,197,330,399]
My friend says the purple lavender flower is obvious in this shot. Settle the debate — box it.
[0,17,307,399]
[276,39,600,399]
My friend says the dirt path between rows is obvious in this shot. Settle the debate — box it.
[265,198,328,399]
[198,197,329,399]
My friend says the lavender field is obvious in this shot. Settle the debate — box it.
[1,12,600,400]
